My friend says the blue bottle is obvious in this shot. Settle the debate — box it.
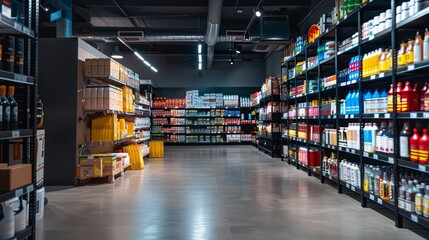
[345,91,352,114]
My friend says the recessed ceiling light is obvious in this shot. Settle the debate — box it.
[236,9,243,14]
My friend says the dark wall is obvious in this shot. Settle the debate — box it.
[117,54,265,89]
[265,51,283,78]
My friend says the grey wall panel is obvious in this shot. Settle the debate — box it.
[39,38,78,186]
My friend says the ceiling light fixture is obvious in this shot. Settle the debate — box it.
[143,60,151,67]
[198,62,202,70]
[230,57,234,65]
[150,66,158,73]
[198,54,202,63]
[236,45,242,54]
[198,44,202,54]
[255,5,264,17]
[134,51,144,61]
[118,37,158,72]
[39,3,49,12]
[244,32,250,41]
[111,46,123,59]
[236,9,243,14]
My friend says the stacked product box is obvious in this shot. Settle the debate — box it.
[84,85,123,112]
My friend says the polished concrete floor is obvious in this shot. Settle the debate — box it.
[37,146,428,240]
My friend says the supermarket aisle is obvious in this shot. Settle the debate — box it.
[37,146,427,240]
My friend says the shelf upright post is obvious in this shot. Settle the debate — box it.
[305,45,311,176]
[391,0,402,228]
[294,55,299,169]
[318,36,324,184]
[286,60,291,165]
[280,65,285,161]
[358,7,366,208]
[335,26,343,194]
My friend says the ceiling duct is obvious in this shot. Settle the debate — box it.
[204,0,223,69]
[226,30,247,42]
[118,31,145,42]
[252,40,290,52]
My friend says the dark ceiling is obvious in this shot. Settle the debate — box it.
[41,0,314,61]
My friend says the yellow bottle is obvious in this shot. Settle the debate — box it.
[362,53,368,77]
[406,39,415,65]
[379,49,387,73]
[398,42,407,67]
[386,48,392,71]
[374,49,382,75]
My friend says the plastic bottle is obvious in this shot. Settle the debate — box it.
[364,90,371,113]
[364,123,370,152]
[379,49,387,73]
[350,90,357,114]
[410,128,421,162]
[423,185,429,217]
[372,89,380,113]
[424,28,429,61]
[419,129,429,164]
[380,171,391,201]
[412,83,420,111]
[388,84,394,112]
[380,89,388,112]
[323,156,328,174]
[374,49,382,75]
[387,121,394,154]
[386,48,393,71]
[398,42,408,67]
[362,53,368,77]
[414,32,423,63]
[0,86,10,130]
[376,121,387,153]
[370,123,378,153]
[400,121,411,160]
[405,180,416,212]
[355,90,360,114]
[8,86,17,130]
[421,82,428,111]
[397,82,403,112]
[374,168,381,197]
[406,39,415,65]
[399,179,407,209]
[416,183,425,215]
[401,81,413,112]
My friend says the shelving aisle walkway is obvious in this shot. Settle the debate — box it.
[37,146,427,240]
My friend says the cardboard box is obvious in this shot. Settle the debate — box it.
[36,166,44,186]
[90,59,98,75]
[85,59,92,76]
[76,165,94,180]
[102,159,122,176]
[97,59,105,75]
[0,164,32,191]
[9,140,23,163]
[0,163,7,168]
[79,157,103,177]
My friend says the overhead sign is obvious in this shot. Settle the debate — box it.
[50,10,62,22]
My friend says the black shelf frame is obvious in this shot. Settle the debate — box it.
[0,1,40,240]
[279,0,429,231]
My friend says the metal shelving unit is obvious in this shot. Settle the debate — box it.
[279,0,429,231]
[0,1,40,239]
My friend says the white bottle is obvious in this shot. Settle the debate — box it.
[363,123,370,152]
[370,123,379,153]
[346,162,352,183]
[356,123,361,150]
[339,160,344,181]
[355,164,361,188]
[350,164,356,186]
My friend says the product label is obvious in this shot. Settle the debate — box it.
[400,136,410,158]
[388,138,394,154]
[416,196,423,215]
[423,198,429,217]
[399,198,405,209]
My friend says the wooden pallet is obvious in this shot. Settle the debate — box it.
[76,167,125,185]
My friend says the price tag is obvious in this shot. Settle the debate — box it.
[424,112,429,118]
[370,194,375,201]
[408,65,415,71]
[351,186,356,191]
[377,198,383,205]
[328,115,331,119]
[419,165,426,172]
[15,188,23,196]
[346,183,350,189]
[352,149,356,154]
[388,157,394,164]
[23,27,30,36]
[379,72,385,78]
[345,115,349,119]
[339,147,343,151]
[411,214,419,223]
[374,114,379,118]
[352,80,357,84]
[341,82,346,86]
[363,152,369,157]
[374,154,378,159]
[88,155,94,160]
[370,75,376,80]
[14,22,19,29]
[410,113,417,118]
[351,114,354,118]
[329,175,332,180]
[12,130,19,138]
[385,113,390,118]
[369,34,374,41]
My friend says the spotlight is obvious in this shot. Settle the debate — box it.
[111,46,123,59]
[244,32,250,41]
[40,3,49,12]
[230,57,234,65]
[255,7,264,17]
[236,45,242,54]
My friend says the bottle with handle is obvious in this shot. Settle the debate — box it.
[414,31,423,63]
[424,28,429,61]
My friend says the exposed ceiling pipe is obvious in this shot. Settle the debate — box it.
[112,0,140,28]
[76,34,259,43]
[204,0,223,69]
